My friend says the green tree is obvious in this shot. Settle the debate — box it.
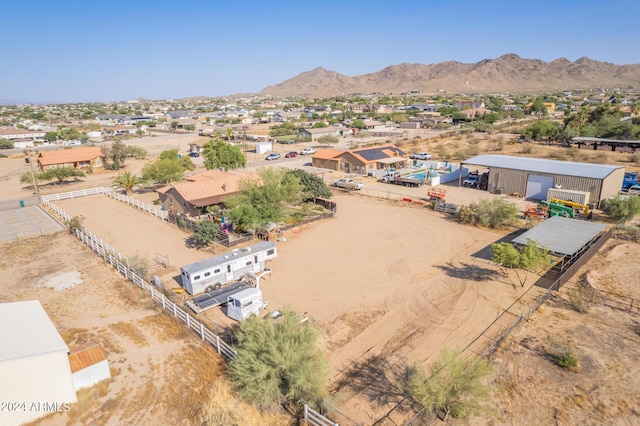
[286,169,332,200]
[0,139,13,149]
[491,240,550,287]
[159,148,195,171]
[316,134,339,146]
[458,198,518,229]
[312,121,328,128]
[224,127,234,142]
[57,127,84,141]
[602,195,640,223]
[351,119,366,129]
[202,139,246,171]
[142,159,186,184]
[269,122,297,137]
[225,168,304,231]
[101,140,129,170]
[44,131,58,142]
[183,124,196,131]
[112,170,143,195]
[522,120,560,141]
[170,121,179,129]
[192,220,220,248]
[40,167,85,184]
[228,307,329,409]
[405,348,493,421]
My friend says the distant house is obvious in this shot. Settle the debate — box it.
[455,100,485,109]
[312,144,408,175]
[0,128,46,141]
[0,300,77,426]
[298,127,341,141]
[102,126,139,137]
[156,169,248,216]
[38,146,105,171]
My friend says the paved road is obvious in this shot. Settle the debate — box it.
[0,196,38,212]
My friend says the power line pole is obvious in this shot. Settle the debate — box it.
[28,150,41,204]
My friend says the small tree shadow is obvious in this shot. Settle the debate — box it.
[435,262,501,282]
[331,355,407,409]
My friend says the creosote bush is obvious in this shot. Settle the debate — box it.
[458,198,518,229]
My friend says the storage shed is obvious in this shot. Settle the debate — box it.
[461,155,625,207]
[0,300,77,426]
[68,343,111,391]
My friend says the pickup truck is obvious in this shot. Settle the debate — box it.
[299,148,317,155]
[380,171,424,187]
[463,174,479,188]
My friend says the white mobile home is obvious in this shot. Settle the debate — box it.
[226,288,263,321]
[180,241,277,295]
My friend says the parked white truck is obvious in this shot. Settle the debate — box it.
[380,171,425,187]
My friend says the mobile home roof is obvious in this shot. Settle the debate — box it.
[463,154,623,180]
[181,241,275,274]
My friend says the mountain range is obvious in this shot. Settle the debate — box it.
[259,54,640,97]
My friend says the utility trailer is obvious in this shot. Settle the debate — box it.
[180,241,277,295]
[226,288,263,321]
[380,171,425,187]
[186,271,270,314]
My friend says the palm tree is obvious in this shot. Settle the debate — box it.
[113,170,142,195]
[224,127,234,143]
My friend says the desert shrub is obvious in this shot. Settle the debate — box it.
[404,348,493,421]
[567,282,594,313]
[555,347,579,369]
[127,254,150,278]
[548,150,568,160]
[228,307,329,410]
[458,198,518,229]
[591,152,609,164]
[603,195,640,223]
[438,146,450,160]
[466,145,480,156]
[520,144,535,154]
[452,150,466,160]
[66,215,85,235]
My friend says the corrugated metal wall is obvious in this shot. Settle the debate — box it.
[72,360,111,390]
[600,168,625,206]
[487,167,609,205]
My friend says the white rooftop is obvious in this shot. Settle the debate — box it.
[0,300,69,362]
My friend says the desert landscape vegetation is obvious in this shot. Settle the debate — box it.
[2,60,640,424]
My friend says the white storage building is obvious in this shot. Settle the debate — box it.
[0,300,77,426]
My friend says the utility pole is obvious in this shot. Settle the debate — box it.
[28,150,41,204]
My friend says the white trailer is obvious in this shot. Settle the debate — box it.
[180,241,277,295]
[226,288,263,321]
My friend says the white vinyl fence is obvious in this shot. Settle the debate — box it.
[43,188,339,425]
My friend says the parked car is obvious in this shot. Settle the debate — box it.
[410,152,432,160]
[285,151,298,158]
[265,152,281,161]
[189,152,200,158]
[299,148,317,155]
[463,174,479,188]
[333,178,364,190]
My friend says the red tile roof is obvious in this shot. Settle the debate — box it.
[38,146,104,166]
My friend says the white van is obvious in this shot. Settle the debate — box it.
[628,185,640,195]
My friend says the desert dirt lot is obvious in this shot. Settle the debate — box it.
[2,131,640,424]
[49,190,546,423]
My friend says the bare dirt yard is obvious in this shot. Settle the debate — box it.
[0,232,289,425]
[47,190,546,423]
[2,131,640,424]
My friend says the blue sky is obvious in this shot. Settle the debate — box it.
[2,0,639,104]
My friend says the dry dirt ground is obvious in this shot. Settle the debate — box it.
[0,233,290,426]
[2,131,640,424]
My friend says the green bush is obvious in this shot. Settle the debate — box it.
[458,198,518,229]
[555,348,579,369]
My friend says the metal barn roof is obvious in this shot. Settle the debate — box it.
[512,216,606,256]
[463,154,623,179]
[0,300,70,362]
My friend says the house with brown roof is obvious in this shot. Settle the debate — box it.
[37,146,105,172]
[312,144,408,175]
[156,169,248,216]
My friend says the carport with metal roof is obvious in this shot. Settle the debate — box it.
[512,216,607,271]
